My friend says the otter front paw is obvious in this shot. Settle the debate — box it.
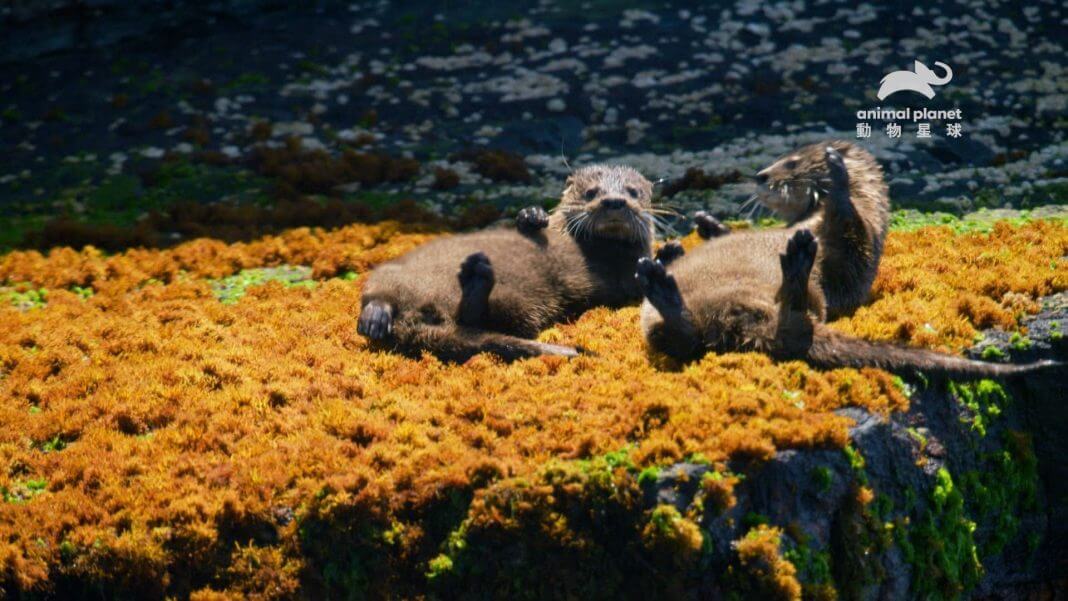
[655,241,685,266]
[516,206,550,233]
[780,229,818,283]
[824,147,851,210]
[694,211,730,240]
[636,257,684,314]
[358,300,393,340]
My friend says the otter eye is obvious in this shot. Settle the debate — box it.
[583,187,600,201]
[625,186,639,198]
[784,159,799,170]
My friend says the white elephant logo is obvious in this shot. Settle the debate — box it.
[877,61,953,100]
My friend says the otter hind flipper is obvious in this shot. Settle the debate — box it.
[357,300,394,340]
[778,229,818,311]
[636,258,686,317]
[457,252,495,326]
[806,325,1063,380]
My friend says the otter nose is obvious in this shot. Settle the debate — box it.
[602,198,626,210]
[754,173,769,185]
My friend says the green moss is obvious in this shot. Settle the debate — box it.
[960,431,1039,557]
[950,380,1008,437]
[2,478,48,503]
[684,452,711,465]
[209,266,314,304]
[907,427,928,450]
[37,435,69,453]
[784,534,834,599]
[426,554,454,580]
[811,466,833,492]
[637,466,660,487]
[887,208,1064,234]
[980,345,1006,361]
[891,382,1032,599]
[1008,332,1032,351]
[72,286,94,300]
[843,445,868,486]
[742,512,770,529]
[896,467,981,600]
[3,286,48,310]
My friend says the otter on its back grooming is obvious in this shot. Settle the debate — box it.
[693,140,890,319]
[638,147,1058,379]
[358,165,656,362]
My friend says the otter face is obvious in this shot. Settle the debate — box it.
[751,141,851,222]
[557,164,654,244]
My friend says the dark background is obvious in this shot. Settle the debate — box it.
[1,0,1065,251]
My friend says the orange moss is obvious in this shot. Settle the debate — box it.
[833,220,1067,351]
[700,469,741,515]
[731,525,803,601]
[641,505,705,566]
[0,219,1063,596]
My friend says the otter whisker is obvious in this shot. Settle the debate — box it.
[645,205,682,214]
[651,199,684,210]
[738,194,759,218]
[645,214,678,238]
[637,212,658,245]
[628,211,643,243]
[645,208,683,220]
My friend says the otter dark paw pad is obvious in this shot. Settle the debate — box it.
[781,229,818,281]
[459,252,495,289]
[516,206,550,233]
[358,301,393,340]
[655,241,685,265]
[458,252,495,326]
[636,257,683,312]
[694,211,730,240]
[824,147,850,190]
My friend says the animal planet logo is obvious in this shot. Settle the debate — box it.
[876,61,953,100]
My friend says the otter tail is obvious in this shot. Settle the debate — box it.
[390,321,579,363]
[806,326,1061,379]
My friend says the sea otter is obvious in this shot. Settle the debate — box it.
[637,147,1058,378]
[358,164,671,362]
[687,140,890,319]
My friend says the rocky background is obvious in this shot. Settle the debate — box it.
[1,0,1067,251]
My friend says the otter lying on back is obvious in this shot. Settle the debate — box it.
[358,165,658,362]
[690,140,889,319]
[638,147,1058,378]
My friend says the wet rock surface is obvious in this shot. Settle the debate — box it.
[1,0,1066,244]
[646,298,1067,598]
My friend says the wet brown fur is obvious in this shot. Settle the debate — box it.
[754,140,889,319]
[359,165,655,362]
[640,145,1058,378]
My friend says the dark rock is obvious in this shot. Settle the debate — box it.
[640,292,1067,598]
[492,117,585,157]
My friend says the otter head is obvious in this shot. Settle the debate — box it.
[555,164,654,246]
[752,140,853,222]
